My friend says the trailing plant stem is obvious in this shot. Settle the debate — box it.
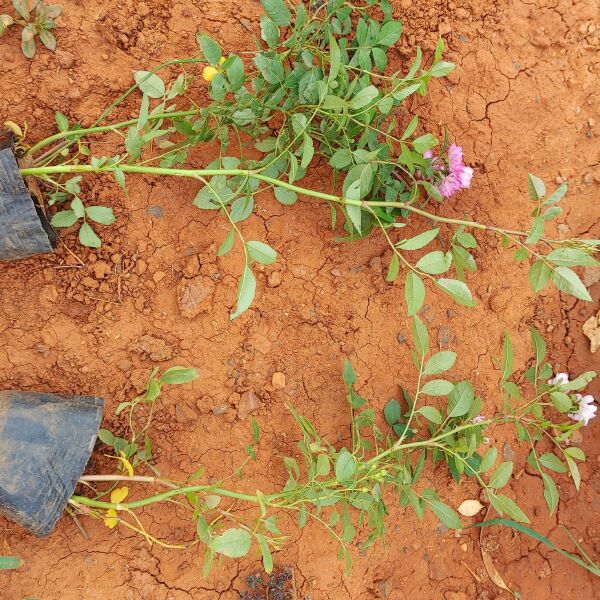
[20,164,558,244]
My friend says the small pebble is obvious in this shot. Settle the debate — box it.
[272,372,286,389]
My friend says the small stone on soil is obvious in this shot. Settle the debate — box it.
[175,402,197,422]
[238,390,260,419]
[272,372,286,389]
[268,270,282,287]
[212,403,230,416]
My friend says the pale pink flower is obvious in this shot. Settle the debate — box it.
[548,372,569,386]
[471,415,485,423]
[423,144,473,199]
[570,394,597,426]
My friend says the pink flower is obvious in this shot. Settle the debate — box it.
[548,372,569,386]
[570,394,597,426]
[470,415,485,423]
[423,144,473,199]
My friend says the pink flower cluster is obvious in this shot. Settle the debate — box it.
[548,372,597,426]
[424,144,474,199]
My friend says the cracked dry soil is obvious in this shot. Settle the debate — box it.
[1,0,599,598]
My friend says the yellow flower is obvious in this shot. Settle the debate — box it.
[219,56,226,66]
[118,451,134,477]
[103,508,118,529]
[202,66,219,82]
[110,486,129,504]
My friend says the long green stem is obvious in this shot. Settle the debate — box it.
[26,111,199,157]
[19,163,555,243]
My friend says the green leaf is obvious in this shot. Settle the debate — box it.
[230,265,256,320]
[316,453,330,477]
[71,196,85,218]
[428,499,462,529]
[541,473,559,515]
[489,461,513,488]
[350,85,379,109]
[134,71,165,98]
[261,0,291,26]
[405,271,425,316]
[501,332,513,382]
[230,196,254,222]
[526,216,544,244]
[330,148,353,170]
[543,182,567,205]
[346,204,362,234]
[253,54,285,84]
[384,399,401,425]
[224,55,245,91]
[565,456,581,491]
[436,278,476,307]
[397,228,439,250]
[562,370,596,391]
[488,493,529,523]
[376,21,402,46]
[39,29,56,51]
[335,449,356,483]
[300,133,314,168]
[424,351,456,375]
[198,33,222,65]
[447,381,474,417]
[210,528,251,558]
[547,248,598,267]
[260,16,279,47]
[247,241,277,265]
[471,519,600,575]
[274,187,298,205]
[421,379,453,396]
[416,251,451,275]
[0,556,23,570]
[527,173,546,201]
[429,61,455,77]
[113,168,126,192]
[530,327,546,365]
[55,111,69,132]
[551,266,592,301]
[479,447,497,473]
[343,358,356,387]
[386,254,400,282]
[411,315,429,356]
[160,367,198,385]
[528,260,552,293]
[413,133,438,154]
[217,228,235,256]
[417,406,443,424]
[21,25,36,58]
[50,210,79,228]
[257,535,273,573]
[86,206,116,225]
[550,391,571,413]
[13,0,31,19]
[538,453,567,473]
[78,222,102,248]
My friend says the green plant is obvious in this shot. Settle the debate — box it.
[0,555,23,569]
[69,324,599,579]
[16,0,599,319]
[0,1,61,58]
